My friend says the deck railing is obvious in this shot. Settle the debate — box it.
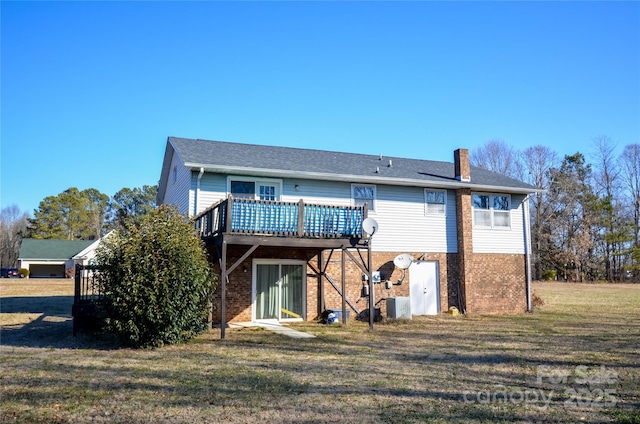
[195,197,366,240]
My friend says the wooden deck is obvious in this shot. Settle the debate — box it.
[194,197,367,248]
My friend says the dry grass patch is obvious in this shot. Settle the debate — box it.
[1,280,638,423]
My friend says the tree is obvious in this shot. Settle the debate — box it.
[590,135,627,281]
[521,145,559,280]
[547,153,600,281]
[94,205,215,348]
[619,144,640,278]
[106,185,158,230]
[28,187,109,240]
[0,205,29,268]
[470,139,524,180]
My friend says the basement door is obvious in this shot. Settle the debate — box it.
[253,260,305,322]
[409,261,440,315]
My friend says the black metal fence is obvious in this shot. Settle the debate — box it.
[72,264,103,336]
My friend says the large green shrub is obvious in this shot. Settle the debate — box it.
[95,205,215,348]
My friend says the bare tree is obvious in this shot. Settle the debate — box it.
[470,139,524,180]
[620,144,640,277]
[0,205,30,268]
[590,135,627,281]
[521,145,559,279]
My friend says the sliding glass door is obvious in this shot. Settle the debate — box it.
[254,261,305,322]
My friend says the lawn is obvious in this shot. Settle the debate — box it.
[1,279,638,423]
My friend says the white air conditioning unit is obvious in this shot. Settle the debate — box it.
[386,296,411,319]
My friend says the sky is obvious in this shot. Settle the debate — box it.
[1,1,639,215]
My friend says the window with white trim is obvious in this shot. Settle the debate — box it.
[472,193,511,228]
[228,177,281,201]
[425,190,446,215]
[352,184,376,211]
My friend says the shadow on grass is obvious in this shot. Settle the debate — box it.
[0,295,117,350]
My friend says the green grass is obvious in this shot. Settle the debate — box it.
[1,280,639,423]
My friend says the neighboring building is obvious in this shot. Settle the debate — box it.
[18,238,102,278]
[157,136,540,332]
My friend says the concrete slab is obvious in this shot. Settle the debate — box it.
[229,322,316,339]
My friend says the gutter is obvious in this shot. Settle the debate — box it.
[523,194,533,312]
[194,167,205,217]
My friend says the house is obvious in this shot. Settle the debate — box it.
[18,238,103,278]
[157,136,540,335]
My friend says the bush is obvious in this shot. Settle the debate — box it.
[95,205,215,348]
[542,270,557,281]
[18,268,29,278]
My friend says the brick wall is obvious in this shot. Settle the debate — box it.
[209,245,528,324]
[465,253,527,314]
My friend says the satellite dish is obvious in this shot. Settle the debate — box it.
[393,253,414,270]
[362,217,379,236]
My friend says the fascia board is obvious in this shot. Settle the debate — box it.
[184,163,542,195]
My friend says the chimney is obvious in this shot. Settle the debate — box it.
[454,148,471,182]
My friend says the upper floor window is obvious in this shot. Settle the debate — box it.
[425,190,446,215]
[172,166,178,184]
[229,177,281,201]
[352,184,376,211]
[472,193,510,228]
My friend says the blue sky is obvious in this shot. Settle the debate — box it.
[2,1,639,215]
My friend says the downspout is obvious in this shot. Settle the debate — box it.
[194,167,205,216]
[523,194,533,312]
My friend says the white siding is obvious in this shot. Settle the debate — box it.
[473,193,527,254]
[281,179,352,206]
[193,175,459,253]
[187,171,529,255]
[162,154,192,215]
[192,173,228,215]
[282,180,457,253]
[370,186,457,253]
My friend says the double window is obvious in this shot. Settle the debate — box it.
[472,193,511,228]
[352,184,376,211]
[229,177,280,201]
[425,190,446,215]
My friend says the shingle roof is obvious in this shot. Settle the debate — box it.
[18,239,95,260]
[160,136,539,196]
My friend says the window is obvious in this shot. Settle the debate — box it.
[425,190,446,214]
[231,181,255,199]
[352,184,376,211]
[472,193,511,228]
[259,184,276,201]
[172,166,177,184]
[228,177,281,201]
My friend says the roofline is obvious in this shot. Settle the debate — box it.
[17,258,70,262]
[184,162,543,195]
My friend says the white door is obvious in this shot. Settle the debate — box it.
[409,261,440,315]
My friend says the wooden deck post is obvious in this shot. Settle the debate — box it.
[318,252,324,317]
[341,248,347,324]
[220,241,227,340]
[225,197,233,233]
[297,199,304,237]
